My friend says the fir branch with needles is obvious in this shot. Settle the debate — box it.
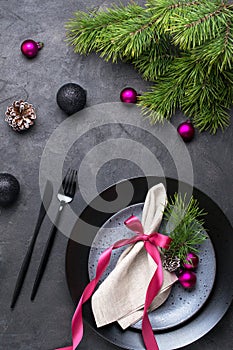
[162,194,207,263]
[66,0,233,134]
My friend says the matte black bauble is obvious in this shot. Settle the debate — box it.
[0,173,20,206]
[56,83,86,115]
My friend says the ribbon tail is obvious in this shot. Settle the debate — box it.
[55,245,114,350]
[141,241,164,350]
[142,313,159,350]
[55,236,142,350]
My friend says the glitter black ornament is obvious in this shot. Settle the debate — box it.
[56,83,86,115]
[0,173,20,206]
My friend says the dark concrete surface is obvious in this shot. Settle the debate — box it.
[0,0,233,349]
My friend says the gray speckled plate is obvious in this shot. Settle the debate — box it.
[88,203,216,331]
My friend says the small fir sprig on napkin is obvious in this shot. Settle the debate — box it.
[162,194,207,264]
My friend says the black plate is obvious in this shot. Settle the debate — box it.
[66,177,233,350]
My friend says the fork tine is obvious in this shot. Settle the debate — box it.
[61,168,71,193]
[60,168,77,198]
[66,169,76,197]
[70,170,77,196]
[65,169,74,196]
[63,169,73,195]
[62,169,72,195]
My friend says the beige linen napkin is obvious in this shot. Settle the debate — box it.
[92,183,178,329]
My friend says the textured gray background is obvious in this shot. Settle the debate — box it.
[0,0,233,349]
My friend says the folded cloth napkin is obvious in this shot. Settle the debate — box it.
[92,183,178,329]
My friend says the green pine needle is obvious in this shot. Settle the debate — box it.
[162,194,207,263]
[133,37,176,80]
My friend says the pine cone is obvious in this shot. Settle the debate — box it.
[5,100,36,131]
[163,255,180,272]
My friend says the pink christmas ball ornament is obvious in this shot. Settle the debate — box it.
[120,87,138,104]
[21,39,43,58]
[177,120,195,142]
[178,270,197,289]
[183,252,199,270]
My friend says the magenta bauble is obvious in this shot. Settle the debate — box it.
[178,270,197,289]
[21,39,43,58]
[183,252,199,270]
[177,120,195,142]
[120,87,138,104]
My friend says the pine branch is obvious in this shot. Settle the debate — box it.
[66,0,233,133]
[179,62,232,132]
[66,4,163,62]
[192,21,233,71]
[66,4,145,56]
[99,13,156,61]
[192,104,230,133]
[162,193,207,262]
[138,55,232,133]
[138,55,197,122]
[147,0,207,30]
[169,2,232,50]
[138,80,183,123]
[148,0,233,68]
[147,0,202,19]
[133,38,176,80]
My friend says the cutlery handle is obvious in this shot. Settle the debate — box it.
[11,233,38,308]
[10,203,48,309]
[31,204,64,301]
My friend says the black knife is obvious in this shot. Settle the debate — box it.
[10,180,53,308]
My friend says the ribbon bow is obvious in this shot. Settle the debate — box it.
[56,216,172,350]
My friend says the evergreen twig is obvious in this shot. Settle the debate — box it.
[162,194,207,263]
[133,39,176,80]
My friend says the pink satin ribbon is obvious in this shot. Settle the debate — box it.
[56,215,171,350]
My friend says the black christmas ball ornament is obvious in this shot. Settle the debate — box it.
[0,173,20,206]
[56,83,86,115]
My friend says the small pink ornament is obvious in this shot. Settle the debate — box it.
[120,87,138,104]
[177,120,195,142]
[21,39,44,58]
[183,252,199,270]
[178,270,197,289]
